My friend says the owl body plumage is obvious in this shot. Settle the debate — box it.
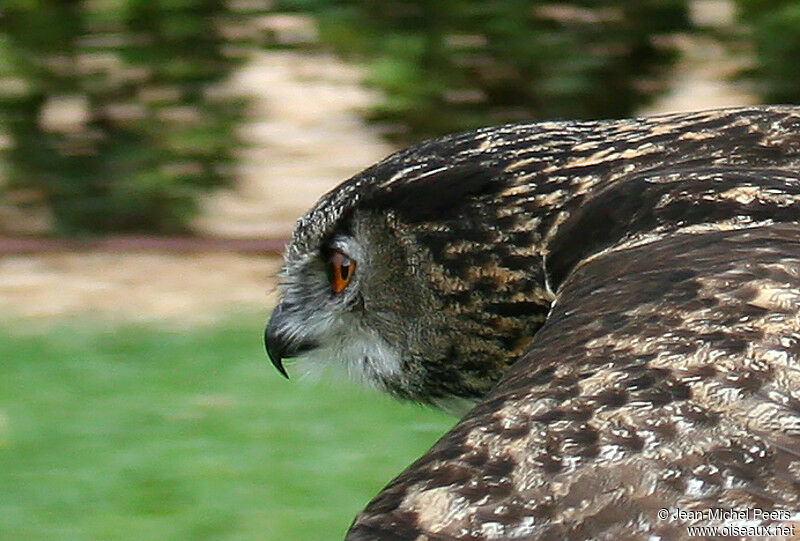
[266,106,800,539]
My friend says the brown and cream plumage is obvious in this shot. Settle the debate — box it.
[265,105,800,539]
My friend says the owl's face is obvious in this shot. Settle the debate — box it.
[266,209,463,407]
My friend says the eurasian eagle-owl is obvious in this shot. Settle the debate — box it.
[266,106,800,539]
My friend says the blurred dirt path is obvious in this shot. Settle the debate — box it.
[0,253,281,323]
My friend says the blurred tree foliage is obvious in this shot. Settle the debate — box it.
[272,0,690,142]
[734,0,800,104]
[0,0,263,234]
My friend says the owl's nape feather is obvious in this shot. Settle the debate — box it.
[267,105,800,539]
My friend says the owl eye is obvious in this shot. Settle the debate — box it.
[328,249,356,293]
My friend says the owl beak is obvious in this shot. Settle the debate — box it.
[265,303,317,379]
[265,305,290,378]
[265,327,288,379]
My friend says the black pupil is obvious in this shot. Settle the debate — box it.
[340,260,350,280]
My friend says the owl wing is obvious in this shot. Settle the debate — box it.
[347,219,800,539]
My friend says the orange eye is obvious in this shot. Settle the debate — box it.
[328,250,355,293]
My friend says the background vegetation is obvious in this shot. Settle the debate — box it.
[273,0,692,142]
[2,1,800,233]
[0,316,453,540]
[734,0,800,104]
[0,0,262,234]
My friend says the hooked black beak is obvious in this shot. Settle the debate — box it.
[265,303,317,379]
[264,312,289,379]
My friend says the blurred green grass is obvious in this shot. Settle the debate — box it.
[0,314,453,540]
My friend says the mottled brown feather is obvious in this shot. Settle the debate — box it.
[332,106,800,539]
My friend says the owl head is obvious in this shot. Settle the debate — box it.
[264,128,554,411]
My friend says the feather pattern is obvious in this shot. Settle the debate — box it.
[333,106,800,539]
